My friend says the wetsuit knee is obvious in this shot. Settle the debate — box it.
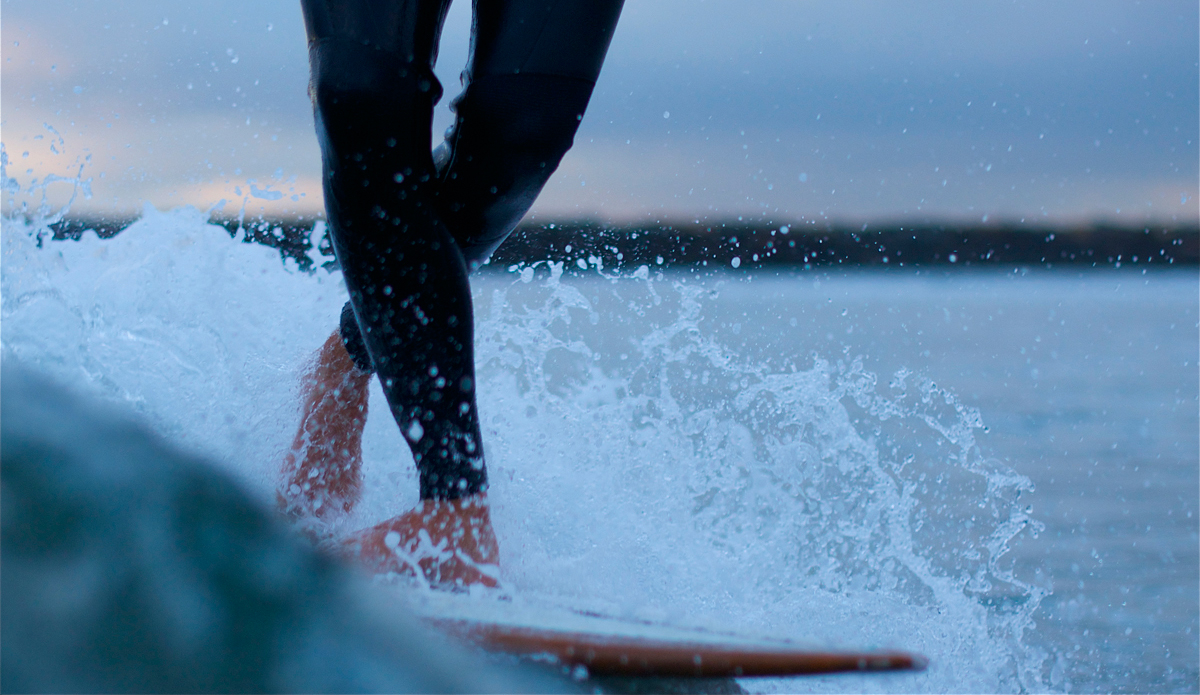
[309,40,443,178]
[437,73,595,269]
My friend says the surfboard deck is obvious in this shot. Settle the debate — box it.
[405,591,928,679]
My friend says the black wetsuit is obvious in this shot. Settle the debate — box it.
[302,0,624,500]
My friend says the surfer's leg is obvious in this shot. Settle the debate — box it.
[278,329,371,525]
[333,0,624,364]
[283,324,500,587]
[322,0,625,480]
[435,0,626,269]
[306,0,488,503]
[295,0,501,587]
[294,0,622,588]
[332,0,624,388]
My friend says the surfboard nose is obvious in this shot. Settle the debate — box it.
[858,650,930,672]
[911,652,931,671]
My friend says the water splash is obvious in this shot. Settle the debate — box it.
[1,210,1049,692]
[1,132,94,237]
[472,261,1049,691]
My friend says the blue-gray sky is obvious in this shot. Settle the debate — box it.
[3,0,1197,224]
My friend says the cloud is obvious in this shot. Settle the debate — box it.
[3,0,1195,223]
[534,130,1199,225]
[2,105,322,217]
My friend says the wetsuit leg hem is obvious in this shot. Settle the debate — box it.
[339,301,375,374]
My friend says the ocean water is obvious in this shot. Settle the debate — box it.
[2,208,1196,693]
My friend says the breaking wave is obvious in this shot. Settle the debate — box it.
[2,203,1048,692]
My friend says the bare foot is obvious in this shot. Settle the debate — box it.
[339,494,501,589]
[278,329,372,524]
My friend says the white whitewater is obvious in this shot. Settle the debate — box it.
[1,206,1047,692]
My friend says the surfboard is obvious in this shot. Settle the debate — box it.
[405,591,928,679]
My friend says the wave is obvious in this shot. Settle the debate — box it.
[2,207,1049,692]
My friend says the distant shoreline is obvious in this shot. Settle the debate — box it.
[42,216,1200,272]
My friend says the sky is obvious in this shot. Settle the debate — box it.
[2,0,1197,225]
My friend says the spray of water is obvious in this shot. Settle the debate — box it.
[1,135,93,236]
[467,262,1049,691]
[1,201,1050,691]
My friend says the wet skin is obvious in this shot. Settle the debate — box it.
[278,330,499,588]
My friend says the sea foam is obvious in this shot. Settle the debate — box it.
[2,208,1048,692]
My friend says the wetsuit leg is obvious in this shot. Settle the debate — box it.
[319,0,624,500]
[339,0,624,362]
[436,0,625,269]
[304,0,486,500]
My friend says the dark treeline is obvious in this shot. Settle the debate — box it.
[490,220,1198,273]
[47,215,1199,274]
